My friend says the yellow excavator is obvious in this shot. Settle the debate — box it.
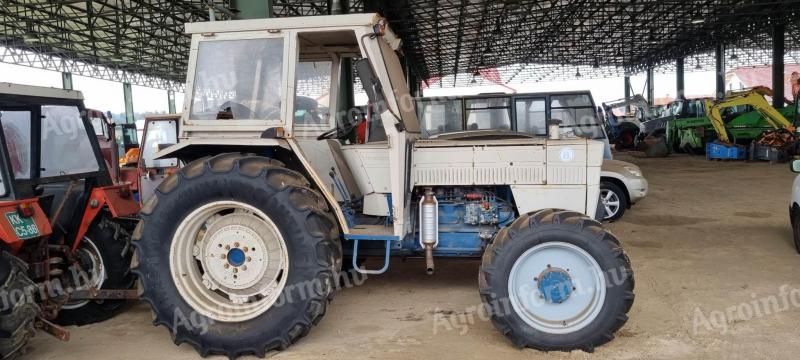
[699,86,797,160]
[703,86,796,144]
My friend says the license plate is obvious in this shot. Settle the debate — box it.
[4,211,40,239]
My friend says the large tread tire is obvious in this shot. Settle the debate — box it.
[479,209,634,352]
[599,180,628,222]
[132,153,341,358]
[56,217,135,325]
[0,252,38,360]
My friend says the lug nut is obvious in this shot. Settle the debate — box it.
[225,245,230,250]
[221,254,226,259]
[247,257,252,262]
[233,268,239,273]
[234,242,240,247]
[242,265,247,271]
[224,264,230,269]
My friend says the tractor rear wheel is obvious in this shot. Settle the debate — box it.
[133,153,341,358]
[56,217,135,325]
[479,209,634,352]
[0,252,37,359]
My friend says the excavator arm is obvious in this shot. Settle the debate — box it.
[704,87,795,144]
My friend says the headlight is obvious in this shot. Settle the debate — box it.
[623,165,642,177]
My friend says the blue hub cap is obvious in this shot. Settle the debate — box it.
[227,248,246,267]
[537,268,573,304]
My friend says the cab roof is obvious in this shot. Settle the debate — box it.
[0,82,84,101]
[185,13,383,35]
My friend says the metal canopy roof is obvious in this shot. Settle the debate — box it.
[0,1,234,91]
[2,1,800,90]
[382,2,799,72]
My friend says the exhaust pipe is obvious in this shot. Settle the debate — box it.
[425,245,434,275]
[419,188,438,275]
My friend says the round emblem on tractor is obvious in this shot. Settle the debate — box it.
[559,147,575,162]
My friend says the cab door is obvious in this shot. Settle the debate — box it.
[137,116,179,204]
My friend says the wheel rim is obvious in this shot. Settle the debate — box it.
[600,189,621,219]
[63,237,106,310]
[170,201,289,322]
[508,242,606,334]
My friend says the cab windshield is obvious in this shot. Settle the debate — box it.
[190,38,284,121]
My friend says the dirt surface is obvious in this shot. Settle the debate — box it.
[25,153,800,360]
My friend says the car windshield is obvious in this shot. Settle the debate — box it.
[190,38,284,121]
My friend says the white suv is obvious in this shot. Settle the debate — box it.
[600,159,649,221]
[790,160,800,252]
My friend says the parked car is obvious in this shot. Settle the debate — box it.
[790,159,800,252]
[601,159,649,221]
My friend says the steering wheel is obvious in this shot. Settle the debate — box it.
[316,115,360,141]
[316,127,342,141]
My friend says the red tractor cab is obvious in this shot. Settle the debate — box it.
[136,114,180,204]
[0,83,139,356]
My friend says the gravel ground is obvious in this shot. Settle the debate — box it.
[25,152,800,360]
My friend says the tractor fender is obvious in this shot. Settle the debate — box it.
[73,184,139,251]
[153,138,292,162]
[153,138,350,234]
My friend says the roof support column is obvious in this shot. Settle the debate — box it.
[646,67,654,104]
[62,72,73,90]
[624,75,631,99]
[676,58,685,99]
[123,82,134,124]
[234,0,272,19]
[716,43,726,99]
[168,90,176,114]
[773,24,786,108]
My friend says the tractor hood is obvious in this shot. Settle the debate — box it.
[429,129,536,141]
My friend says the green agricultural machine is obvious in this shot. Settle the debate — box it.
[648,88,798,156]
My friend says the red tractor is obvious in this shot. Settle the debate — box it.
[0,83,139,358]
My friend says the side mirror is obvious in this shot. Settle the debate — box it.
[355,59,384,106]
[791,159,800,173]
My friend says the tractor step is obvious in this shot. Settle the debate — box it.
[344,225,399,275]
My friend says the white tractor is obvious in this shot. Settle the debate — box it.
[133,14,635,358]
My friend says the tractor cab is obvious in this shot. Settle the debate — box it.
[0,84,111,230]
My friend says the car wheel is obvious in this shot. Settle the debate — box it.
[600,181,628,222]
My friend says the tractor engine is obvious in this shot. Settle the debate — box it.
[412,187,516,259]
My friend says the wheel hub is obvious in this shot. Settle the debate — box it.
[537,267,573,304]
[171,201,289,322]
[227,248,246,267]
[508,242,606,334]
[199,217,273,295]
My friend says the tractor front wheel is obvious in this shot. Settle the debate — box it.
[479,209,634,352]
[133,153,341,358]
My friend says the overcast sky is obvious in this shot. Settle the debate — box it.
[0,62,184,116]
